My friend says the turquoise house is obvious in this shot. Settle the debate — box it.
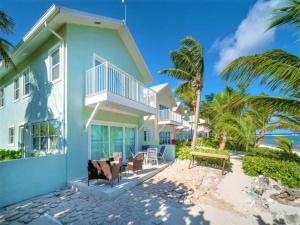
[0,5,157,206]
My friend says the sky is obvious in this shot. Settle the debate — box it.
[1,0,299,99]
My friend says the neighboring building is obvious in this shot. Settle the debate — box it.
[0,5,156,180]
[144,84,185,146]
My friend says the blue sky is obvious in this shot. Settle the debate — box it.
[1,0,299,99]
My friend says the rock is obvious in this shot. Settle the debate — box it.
[18,215,32,224]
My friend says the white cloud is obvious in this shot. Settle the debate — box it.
[213,0,282,72]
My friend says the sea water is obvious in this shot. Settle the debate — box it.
[261,134,300,152]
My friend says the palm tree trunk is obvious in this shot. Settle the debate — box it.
[219,131,227,150]
[191,88,201,149]
[254,127,267,148]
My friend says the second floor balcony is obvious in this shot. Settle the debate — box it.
[85,62,156,115]
[158,109,182,126]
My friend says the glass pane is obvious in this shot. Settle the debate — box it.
[52,64,60,81]
[41,137,48,150]
[33,124,40,137]
[25,83,30,95]
[33,137,40,150]
[52,49,60,65]
[40,122,48,136]
[49,121,58,135]
[91,125,109,160]
[110,126,123,158]
[125,128,135,159]
[50,136,58,150]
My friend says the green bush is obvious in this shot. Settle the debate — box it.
[0,149,24,161]
[176,146,231,170]
[243,156,300,188]
[247,147,300,163]
[30,151,46,157]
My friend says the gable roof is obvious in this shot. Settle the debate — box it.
[150,83,169,93]
[151,83,177,107]
[0,5,152,82]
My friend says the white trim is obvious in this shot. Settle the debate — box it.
[48,43,62,84]
[85,102,100,130]
[91,120,138,128]
[22,66,31,98]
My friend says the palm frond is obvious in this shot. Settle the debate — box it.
[275,136,294,153]
[158,68,192,81]
[268,0,300,31]
[221,49,300,95]
[0,10,14,34]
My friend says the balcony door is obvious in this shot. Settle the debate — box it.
[90,122,136,161]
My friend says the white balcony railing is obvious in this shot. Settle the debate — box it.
[182,120,190,128]
[85,62,156,108]
[158,109,182,124]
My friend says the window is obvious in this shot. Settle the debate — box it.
[0,88,4,107]
[159,131,171,144]
[159,104,169,110]
[144,128,152,144]
[49,47,60,82]
[23,69,31,96]
[32,120,60,152]
[8,126,14,145]
[14,78,20,101]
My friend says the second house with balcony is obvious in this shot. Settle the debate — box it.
[144,83,185,148]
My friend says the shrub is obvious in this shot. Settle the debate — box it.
[31,151,46,157]
[0,149,24,161]
[176,145,231,170]
[243,156,300,188]
[247,147,300,163]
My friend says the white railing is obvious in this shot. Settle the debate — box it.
[86,62,156,108]
[158,109,182,123]
[182,120,190,128]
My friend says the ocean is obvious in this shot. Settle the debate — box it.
[261,134,300,152]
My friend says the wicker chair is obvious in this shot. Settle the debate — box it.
[128,152,144,173]
[88,160,120,187]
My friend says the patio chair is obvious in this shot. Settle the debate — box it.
[88,160,120,187]
[157,146,166,162]
[146,148,158,165]
[129,146,135,157]
[128,152,144,173]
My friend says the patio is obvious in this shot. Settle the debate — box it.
[68,162,172,200]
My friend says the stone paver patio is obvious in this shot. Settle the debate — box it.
[1,159,298,225]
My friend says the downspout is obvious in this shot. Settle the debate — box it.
[44,22,67,182]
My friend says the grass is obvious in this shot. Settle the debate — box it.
[242,147,300,188]
[176,145,232,170]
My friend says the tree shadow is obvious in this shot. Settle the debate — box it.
[254,215,288,225]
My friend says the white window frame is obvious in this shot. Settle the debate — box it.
[144,128,152,144]
[48,44,61,84]
[8,126,15,146]
[159,131,171,145]
[22,67,31,97]
[31,119,61,153]
[0,87,4,108]
[13,77,20,102]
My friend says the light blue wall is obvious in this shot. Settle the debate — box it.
[65,24,145,181]
[0,27,66,150]
[0,155,66,208]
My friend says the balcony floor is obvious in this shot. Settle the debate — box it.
[158,120,182,126]
[85,92,157,116]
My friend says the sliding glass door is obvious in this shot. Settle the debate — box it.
[90,124,136,160]
[91,125,109,160]
[125,127,135,159]
[110,126,123,157]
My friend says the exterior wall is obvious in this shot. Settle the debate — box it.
[65,24,145,181]
[0,155,66,208]
[0,27,66,150]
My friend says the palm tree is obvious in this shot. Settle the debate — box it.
[175,83,197,113]
[159,36,204,149]
[0,10,15,68]
[200,87,245,150]
[275,136,294,153]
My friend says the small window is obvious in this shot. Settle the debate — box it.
[159,104,169,110]
[23,69,31,96]
[159,131,171,144]
[14,78,20,101]
[8,126,15,145]
[144,128,152,144]
[49,48,60,82]
[0,88,4,107]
